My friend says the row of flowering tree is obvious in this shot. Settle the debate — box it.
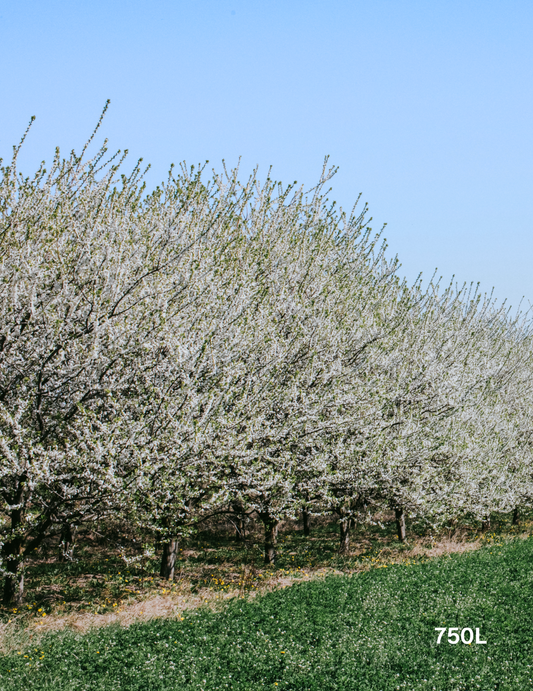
[2,106,533,604]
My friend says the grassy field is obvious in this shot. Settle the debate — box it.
[1,530,532,690]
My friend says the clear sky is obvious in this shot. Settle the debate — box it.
[2,1,532,309]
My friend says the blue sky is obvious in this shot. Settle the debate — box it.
[2,0,532,309]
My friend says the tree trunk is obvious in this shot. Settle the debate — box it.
[260,515,279,565]
[231,503,246,541]
[395,508,406,542]
[2,507,25,606]
[59,523,76,562]
[2,537,24,606]
[234,516,245,541]
[481,517,491,532]
[512,508,519,526]
[2,567,24,608]
[160,539,179,580]
[339,518,351,555]
[302,509,310,537]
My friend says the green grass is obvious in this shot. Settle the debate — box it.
[1,536,533,690]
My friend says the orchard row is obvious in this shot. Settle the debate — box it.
[1,105,532,605]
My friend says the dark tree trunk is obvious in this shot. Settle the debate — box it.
[160,539,179,580]
[59,523,76,562]
[395,508,406,542]
[231,503,246,541]
[339,518,351,555]
[2,540,24,606]
[481,517,491,532]
[512,508,519,526]
[2,567,24,608]
[302,509,310,537]
[260,515,279,565]
[2,507,25,606]
[2,542,24,607]
[235,516,245,541]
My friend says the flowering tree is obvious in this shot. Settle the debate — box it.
[368,283,533,538]
[211,164,410,563]
[122,161,281,578]
[0,105,221,603]
[298,241,415,554]
[444,312,533,529]
[127,157,375,568]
